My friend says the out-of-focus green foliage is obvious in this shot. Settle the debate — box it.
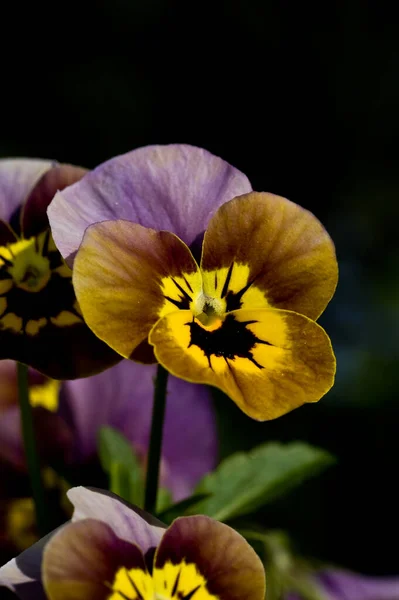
[191,442,335,521]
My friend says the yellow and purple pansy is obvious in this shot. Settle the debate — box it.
[48,144,338,420]
[0,487,266,600]
[0,159,118,378]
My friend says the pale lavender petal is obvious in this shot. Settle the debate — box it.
[285,569,399,600]
[62,360,218,500]
[48,144,252,264]
[316,569,399,600]
[60,361,134,462]
[0,159,54,222]
[68,486,165,552]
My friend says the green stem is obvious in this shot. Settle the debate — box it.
[17,362,48,536]
[144,364,169,514]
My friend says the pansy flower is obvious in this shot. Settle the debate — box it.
[48,144,338,420]
[0,159,118,378]
[0,359,217,503]
[0,486,266,600]
[286,569,399,600]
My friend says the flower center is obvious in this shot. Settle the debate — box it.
[0,237,50,292]
[109,560,217,600]
[191,292,225,327]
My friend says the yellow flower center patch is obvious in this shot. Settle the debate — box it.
[156,261,276,369]
[108,560,217,600]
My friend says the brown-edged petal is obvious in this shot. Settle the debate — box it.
[201,192,338,320]
[73,220,202,359]
[153,515,266,600]
[149,308,335,421]
[43,518,147,600]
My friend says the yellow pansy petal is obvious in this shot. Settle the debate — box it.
[201,192,338,320]
[73,220,202,358]
[150,308,335,421]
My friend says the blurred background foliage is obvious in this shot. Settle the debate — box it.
[1,0,397,576]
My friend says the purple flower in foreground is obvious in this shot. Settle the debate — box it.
[286,569,399,600]
[0,359,217,502]
[0,159,118,378]
[0,487,266,600]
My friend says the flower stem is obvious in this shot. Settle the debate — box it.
[144,364,169,514]
[17,362,48,536]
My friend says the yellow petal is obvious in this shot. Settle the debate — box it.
[150,308,336,421]
[73,220,202,358]
[201,192,338,320]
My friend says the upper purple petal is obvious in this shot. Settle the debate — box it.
[62,360,218,501]
[47,144,252,264]
[68,486,165,553]
[316,569,399,600]
[0,159,54,223]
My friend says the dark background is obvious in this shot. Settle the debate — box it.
[2,0,398,576]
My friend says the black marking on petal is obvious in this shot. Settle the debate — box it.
[221,263,234,298]
[144,547,156,574]
[0,253,13,267]
[171,568,181,597]
[127,571,144,600]
[164,296,188,310]
[163,277,193,310]
[171,278,192,303]
[42,228,51,256]
[225,275,259,312]
[115,591,132,600]
[182,275,193,294]
[214,271,218,288]
[187,314,272,368]
[180,585,201,600]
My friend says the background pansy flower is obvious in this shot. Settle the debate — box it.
[0,159,118,379]
[285,569,399,600]
[49,145,338,421]
[0,359,217,503]
[0,486,266,600]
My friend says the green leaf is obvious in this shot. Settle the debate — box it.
[190,442,335,521]
[98,426,140,472]
[157,492,211,524]
[156,487,173,514]
[98,426,145,507]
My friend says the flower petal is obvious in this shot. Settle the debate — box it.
[201,192,338,320]
[316,569,399,600]
[0,159,54,224]
[48,144,252,265]
[73,220,202,358]
[63,360,217,501]
[0,230,119,379]
[67,487,165,551]
[0,525,61,600]
[150,308,336,421]
[22,164,88,238]
[154,515,265,600]
[43,518,147,600]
